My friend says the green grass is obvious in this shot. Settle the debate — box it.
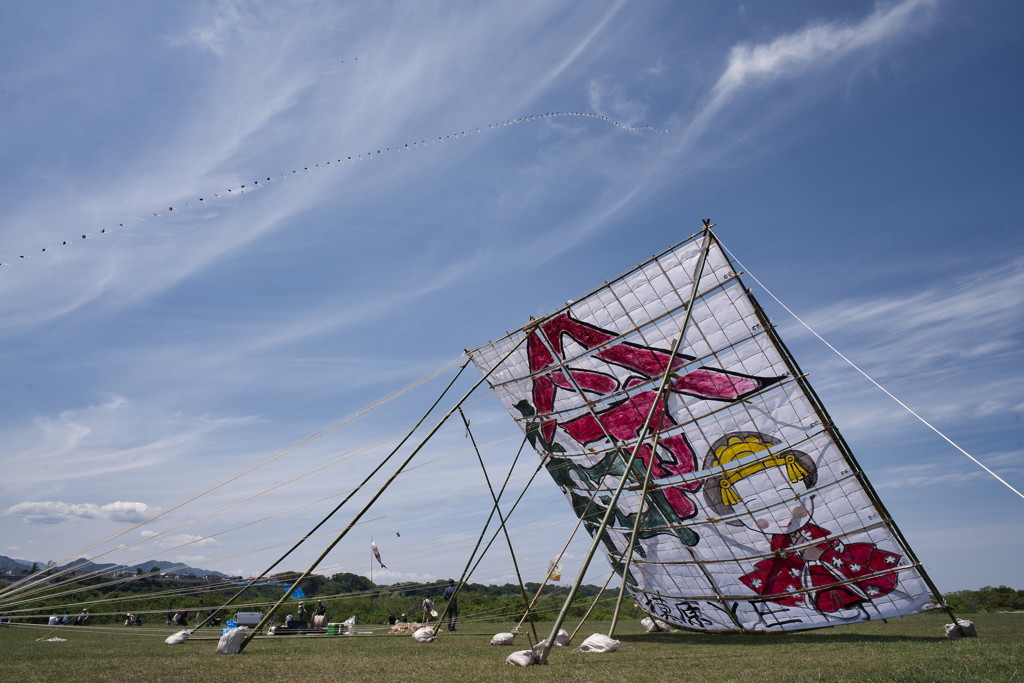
[1,613,1021,682]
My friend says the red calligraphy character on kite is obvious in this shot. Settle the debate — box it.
[525,312,782,525]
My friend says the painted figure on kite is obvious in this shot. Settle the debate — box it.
[704,432,902,615]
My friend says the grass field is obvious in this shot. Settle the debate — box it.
[1,612,1021,682]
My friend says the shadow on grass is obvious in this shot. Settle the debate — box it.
[617,632,944,645]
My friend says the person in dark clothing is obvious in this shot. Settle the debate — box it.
[443,579,459,631]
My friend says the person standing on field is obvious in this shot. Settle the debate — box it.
[443,579,459,631]
[421,596,434,625]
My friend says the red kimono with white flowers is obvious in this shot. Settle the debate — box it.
[739,524,902,613]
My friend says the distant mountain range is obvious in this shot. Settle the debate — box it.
[0,554,227,578]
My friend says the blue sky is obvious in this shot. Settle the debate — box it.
[1,0,1021,596]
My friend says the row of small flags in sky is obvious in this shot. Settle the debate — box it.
[2,112,665,268]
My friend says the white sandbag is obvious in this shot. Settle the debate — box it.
[412,626,435,642]
[342,616,356,634]
[216,626,249,654]
[945,619,978,639]
[641,617,672,632]
[534,628,571,649]
[506,649,538,666]
[164,629,192,645]
[490,632,515,645]
[578,633,619,653]
[640,617,658,632]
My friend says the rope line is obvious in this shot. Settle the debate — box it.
[721,244,1024,502]
[191,358,472,633]
[2,359,473,615]
[237,333,530,651]
[0,354,464,603]
[0,452,564,614]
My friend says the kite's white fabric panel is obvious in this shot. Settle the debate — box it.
[470,234,933,632]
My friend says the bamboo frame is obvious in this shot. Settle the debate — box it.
[737,231,960,627]
[538,223,717,663]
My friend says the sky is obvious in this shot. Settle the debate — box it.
[1,0,1021,599]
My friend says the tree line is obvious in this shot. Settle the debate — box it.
[944,586,1024,612]
[5,571,635,626]
[11,570,1017,627]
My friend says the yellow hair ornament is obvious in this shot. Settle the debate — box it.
[715,451,809,506]
[718,479,741,506]
[713,435,771,466]
[783,453,809,484]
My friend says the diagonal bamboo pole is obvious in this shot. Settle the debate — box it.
[441,408,538,641]
[568,567,618,643]
[190,360,471,634]
[538,225,714,664]
[429,431,530,639]
[508,430,647,639]
[607,422,665,636]
[744,272,962,627]
[440,452,555,645]
[236,338,527,652]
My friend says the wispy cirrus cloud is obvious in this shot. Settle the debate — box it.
[587,76,650,127]
[873,447,1024,491]
[793,255,1024,391]
[2,395,259,496]
[771,253,1023,499]
[524,0,942,266]
[681,0,936,147]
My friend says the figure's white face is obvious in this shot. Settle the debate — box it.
[729,466,814,536]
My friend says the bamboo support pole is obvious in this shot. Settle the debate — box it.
[190,360,471,634]
[569,558,630,642]
[607,427,662,636]
[443,409,538,641]
[237,338,527,652]
[538,225,715,664]
[451,455,553,644]
[740,233,960,627]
